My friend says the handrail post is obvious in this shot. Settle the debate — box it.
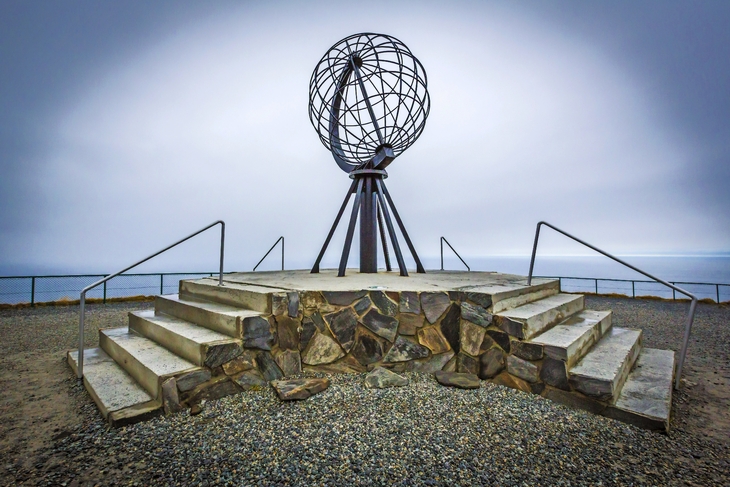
[440,238,444,271]
[30,276,35,307]
[527,222,543,285]
[282,237,285,271]
[716,284,720,304]
[632,281,635,298]
[103,280,107,304]
[253,236,284,272]
[595,279,598,295]
[675,298,697,389]
[218,222,225,286]
[78,292,86,378]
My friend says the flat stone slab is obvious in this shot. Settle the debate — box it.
[530,310,612,366]
[569,327,642,401]
[271,378,330,400]
[434,371,481,389]
[497,293,585,339]
[605,348,675,431]
[364,367,408,388]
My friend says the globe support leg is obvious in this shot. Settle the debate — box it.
[377,204,392,272]
[311,179,358,273]
[360,177,377,273]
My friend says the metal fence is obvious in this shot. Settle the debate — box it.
[0,272,217,306]
[538,276,730,303]
[1,272,729,307]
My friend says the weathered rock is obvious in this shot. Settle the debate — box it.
[190,402,204,415]
[305,356,365,374]
[274,349,302,377]
[222,350,257,375]
[460,321,486,357]
[271,378,330,401]
[457,353,479,374]
[540,357,570,390]
[364,367,408,388]
[324,307,358,352]
[162,378,183,414]
[203,342,242,369]
[242,316,274,350]
[383,336,430,363]
[434,370,480,389]
[399,291,420,314]
[499,317,525,338]
[449,291,466,302]
[408,351,455,373]
[443,354,457,372]
[361,308,399,342]
[300,313,325,351]
[322,291,367,306]
[353,296,372,315]
[186,377,241,405]
[176,369,212,392]
[276,315,300,351]
[506,355,539,383]
[257,351,284,381]
[492,371,532,393]
[479,347,505,379]
[287,291,299,318]
[370,291,398,316]
[232,369,267,390]
[421,292,451,323]
[302,332,345,365]
[486,329,511,353]
[479,334,496,353]
[543,387,607,414]
[350,327,387,366]
[512,341,544,361]
[417,325,451,354]
[440,304,461,353]
[398,313,424,336]
[466,292,492,308]
[271,293,288,316]
[460,302,493,327]
[300,291,326,311]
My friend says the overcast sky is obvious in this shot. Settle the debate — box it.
[1,0,729,275]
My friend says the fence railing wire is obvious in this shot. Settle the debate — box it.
[1,273,728,307]
[0,272,217,306]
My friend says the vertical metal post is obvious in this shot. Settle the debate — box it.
[675,298,697,389]
[219,221,225,286]
[103,281,107,304]
[160,274,164,294]
[632,281,635,298]
[30,277,35,307]
[312,179,358,273]
[440,238,444,270]
[338,178,365,276]
[360,177,377,273]
[558,277,562,293]
[374,179,408,276]
[527,222,543,285]
[281,237,285,271]
[78,292,85,378]
[716,284,720,304]
[376,204,392,272]
[595,279,598,294]
[672,283,676,301]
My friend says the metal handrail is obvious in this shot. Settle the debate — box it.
[253,236,284,271]
[76,220,225,379]
[440,237,470,271]
[527,221,697,389]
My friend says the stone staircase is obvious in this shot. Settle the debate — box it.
[68,271,675,431]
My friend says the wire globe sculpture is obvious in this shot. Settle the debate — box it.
[308,32,430,172]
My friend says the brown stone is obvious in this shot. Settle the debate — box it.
[408,351,455,373]
[271,293,288,316]
[257,351,284,381]
[479,334,496,353]
[350,326,387,366]
[322,291,367,306]
[203,342,243,369]
[466,292,492,308]
[242,316,274,350]
[479,347,505,379]
[492,371,532,393]
[176,369,212,392]
[300,313,325,351]
[383,336,430,363]
[300,291,326,311]
[185,376,241,405]
[443,354,457,372]
[370,291,398,316]
[434,370,480,389]
[399,291,420,314]
[364,367,408,388]
[540,357,570,390]
[222,350,257,375]
[274,349,302,376]
[353,296,372,315]
[324,307,358,352]
[486,329,511,353]
[398,313,424,336]
[417,325,451,354]
[506,355,540,383]
[460,302,493,327]
[457,353,479,374]
[271,378,330,400]
[459,321,486,357]
[421,292,451,323]
[361,308,399,342]
[287,291,300,318]
[162,378,182,414]
[276,315,301,351]
[512,341,544,361]
[232,369,267,390]
[304,356,365,374]
[440,303,461,353]
[302,332,345,365]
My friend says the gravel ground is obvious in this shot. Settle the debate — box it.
[0,297,728,486]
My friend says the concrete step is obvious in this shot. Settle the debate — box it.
[129,310,243,368]
[604,348,675,432]
[569,327,643,402]
[155,294,265,338]
[99,327,200,399]
[67,347,160,426]
[496,293,585,340]
[179,278,286,313]
[530,310,612,367]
